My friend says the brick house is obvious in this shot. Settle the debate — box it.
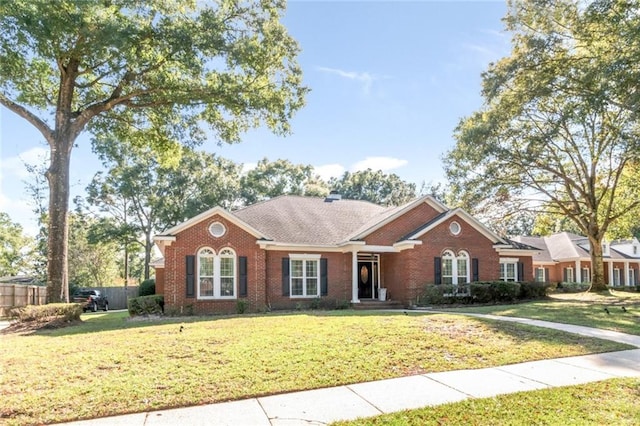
[513,232,640,287]
[152,194,536,314]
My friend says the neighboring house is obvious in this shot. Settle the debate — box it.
[513,232,640,286]
[152,194,536,314]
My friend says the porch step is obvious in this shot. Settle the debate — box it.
[352,300,404,310]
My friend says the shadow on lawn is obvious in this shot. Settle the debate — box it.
[4,309,400,337]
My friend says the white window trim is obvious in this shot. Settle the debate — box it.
[565,267,574,283]
[535,267,546,283]
[581,267,590,284]
[442,250,470,285]
[628,269,635,286]
[289,254,321,298]
[500,258,519,281]
[613,268,621,286]
[197,247,237,300]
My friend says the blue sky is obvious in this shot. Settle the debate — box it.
[0,1,510,235]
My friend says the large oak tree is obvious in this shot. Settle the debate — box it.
[0,0,307,302]
[445,0,640,291]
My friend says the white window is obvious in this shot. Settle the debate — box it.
[535,267,546,282]
[500,258,518,282]
[564,267,574,283]
[290,254,320,298]
[613,268,621,286]
[197,247,236,299]
[442,250,470,285]
[628,269,635,286]
[581,267,590,284]
[209,221,226,238]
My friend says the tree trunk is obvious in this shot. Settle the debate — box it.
[589,235,608,292]
[45,140,73,303]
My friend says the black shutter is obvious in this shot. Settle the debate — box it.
[563,268,568,282]
[545,268,550,283]
[320,258,328,296]
[434,257,442,284]
[282,258,290,296]
[186,255,195,298]
[517,262,524,282]
[472,258,479,282]
[239,256,248,297]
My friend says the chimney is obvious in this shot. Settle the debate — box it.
[325,190,342,202]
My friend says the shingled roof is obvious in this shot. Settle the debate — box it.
[233,195,393,245]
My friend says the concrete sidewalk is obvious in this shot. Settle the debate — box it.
[61,316,640,426]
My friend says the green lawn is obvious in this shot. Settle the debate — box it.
[445,290,640,335]
[0,310,629,425]
[334,378,640,425]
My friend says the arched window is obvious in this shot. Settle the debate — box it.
[219,248,236,297]
[198,248,215,297]
[197,247,236,299]
[441,250,470,285]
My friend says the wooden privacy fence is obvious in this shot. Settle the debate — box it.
[0,284,47,317]
[96,286,139,310]
[0,285,140,316]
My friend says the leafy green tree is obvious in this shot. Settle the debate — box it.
[67,212,120,290]
[240,158,329,204]
[0,0,307,302]
[328,169,416,206]
[445,0,640,291]
[87,144,242,280]
[0,213,32,276]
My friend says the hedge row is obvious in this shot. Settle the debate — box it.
[418,281,550,305]
[8,303,83,322]
[128,295,164,316]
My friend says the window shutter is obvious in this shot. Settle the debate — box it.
[517,262,524,282]
[434,257,442,284]
[545,268,550,283]
[472,258,479,281]
[282,258,290,296]
[563,268,568,282]
[239,256,248,297]
[186,255,195,298]
[320,258,328,296]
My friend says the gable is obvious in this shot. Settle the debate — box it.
[362,200,446,246]
[405,208,506,245]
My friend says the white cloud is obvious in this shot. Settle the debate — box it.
[0,146,49,237]
[0,146,48,179]
[314,163,345,181]
[240,162,257,175]
[350,156,408,173]
[316,66,387,95]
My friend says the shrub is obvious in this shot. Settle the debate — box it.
[9,303,82,323]
[492,281,521,302]
[236,299,248,314]
[138,279,156,296]
[128,295,164,316]
[335,299,350,310]
[470,282,494,303]
[551,282,590,293]
[419,284,467,305]
[520,281,550,299]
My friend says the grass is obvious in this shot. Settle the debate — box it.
[0,310,630,425]
[333,378,640,425]
[444,290,640,335]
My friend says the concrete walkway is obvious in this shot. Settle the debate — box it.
[60,314,640,426]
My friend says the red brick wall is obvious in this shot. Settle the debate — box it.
[163,214,266,314]
[264,251,352,310]
[382,215,502,305]
[154,267,165,295]
[364,202,442,246]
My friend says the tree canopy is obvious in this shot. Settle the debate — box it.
[445,0,640,291]
[0,0,307,302]
[329,169,417,206]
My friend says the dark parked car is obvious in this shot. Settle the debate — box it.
[73,289,109,312]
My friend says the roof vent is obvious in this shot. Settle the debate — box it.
[325,191,342,202]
